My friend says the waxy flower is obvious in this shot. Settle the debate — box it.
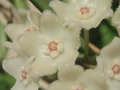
[112,5,120,35]
[2,57,39,90]
[50,0,113,30]
[3,11,41,57]
[16,10,80,76]
[5,11,41,41]
[47,64,107,90]
[96,37,120,90]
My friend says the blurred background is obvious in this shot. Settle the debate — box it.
[0,0,119,90]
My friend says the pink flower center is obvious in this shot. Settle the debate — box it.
[80,7,90,15]
[21,70,27,80]
[76,88,84,90]
[48,41,58,51]
[26,29,32,32]
[111,64,120,74]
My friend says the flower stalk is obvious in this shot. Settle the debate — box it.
[84,29,89,57]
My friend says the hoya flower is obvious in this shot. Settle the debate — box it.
[16,10,80,76]
[47,64,107,90]
[2,57,39,90]
[5,11,41,41]
[97,37,120,80]
[2,11,41,57]
[50,0,113,30]
[5,23,35,41]
[112,5,120,35]
[96,37,120,90]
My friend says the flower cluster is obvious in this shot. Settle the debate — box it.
[2,0,120,90]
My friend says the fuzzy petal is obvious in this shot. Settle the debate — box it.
[2,57,24,79]
[50,0,113,29]
[49,0,75,20]
[11,81,39,90]
[17,31,44,56]
[30,57,57,77]
[48,69,107,90]
[112,5,120,35]
[27,11,41,30]
[58,63,83,81]
[5,23,33,41]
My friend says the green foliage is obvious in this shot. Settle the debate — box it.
[30,0,52,11]
[10,0,28,9]
[0,73,15,90]
[30,0,64,11]
[0,23,8,61]
[90,20,119,48]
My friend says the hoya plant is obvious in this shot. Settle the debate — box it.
[0,0,120,90]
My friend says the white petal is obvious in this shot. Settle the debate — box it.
[27,11,41,30]
[17,32,44,56]
[49,0,75,20]
[100,37,120,61]
[26,0,41,14]
[107,77,120,90]
[48,70,107,90]
[40,10,81,49]
[5,23,32,41]
[112,5,120,35]
[47,81,71,90]
[39,10,63,36]
[96,37,120,74]
[11,81,39,90]
[78,70,107,90]
[50,0,113,29]
[58,63,84,81]
[2,57,25,79]
[95,56,104,72]
[30,57,57,77]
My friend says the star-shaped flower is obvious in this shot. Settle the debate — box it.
[50,0,113,30]
[5,11,41,41]
[47,64,107,90]
[2,57,39,90]
[96,37,120,90]
[16,10,80,76]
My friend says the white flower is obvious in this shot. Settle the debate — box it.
[96,37,120,90]
[112,5,120,35]
[47,64,107,90]
[2,57,39,90]
[16,10,80,76]
[5,23,35,41]
[50,0,113,30]
[97,37,120,80]
[5,11,41,41]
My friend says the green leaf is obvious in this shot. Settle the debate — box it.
[0,73,15,90]
[30,0,52,11]
[89,20,119,48]
[30,0,64,12]
[11,0,28,9]
[0,23,8,61]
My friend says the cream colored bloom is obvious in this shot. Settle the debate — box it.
[16,10,80,76]
[112,5,120,35]
[4,11,41,57]
[47,64,107,90]
[97,37,120,80]
[5,23,35,41]
[2,57,39,90]
[96,37,120,90]
[5,11,41,41]
[50,0,113,30]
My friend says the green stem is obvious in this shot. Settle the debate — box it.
[84,29,89,57]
